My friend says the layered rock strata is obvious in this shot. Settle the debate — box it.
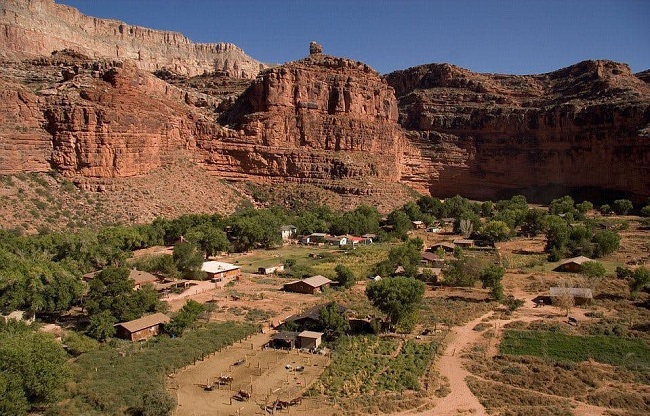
[201,49,406,186]
[0,0,266,78]
[387,60,650,202]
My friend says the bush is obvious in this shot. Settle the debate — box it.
[612,199,633,215]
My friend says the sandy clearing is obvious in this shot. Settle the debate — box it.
[169,332,331,416]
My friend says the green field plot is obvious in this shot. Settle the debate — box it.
[500,330,650,370]
[315,336,438,397]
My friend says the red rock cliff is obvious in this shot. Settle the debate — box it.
[197,49,406,188]
[0,0,267,78]
[386,60,650,202]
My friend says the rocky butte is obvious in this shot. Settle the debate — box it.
[0,0,649,206]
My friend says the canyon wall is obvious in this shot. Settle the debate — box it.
[386,60,650,202]
[196,48,406,188]
[0,0,266,78]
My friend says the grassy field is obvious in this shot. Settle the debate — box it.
[500,330,650,370]
[228,242,394,278]
[52,322,257,415]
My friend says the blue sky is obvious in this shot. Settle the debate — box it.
[58,0,650,75]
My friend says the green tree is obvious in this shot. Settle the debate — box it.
[576,201,594,215]
[592,230,621,257]
[580,261,606,279]
[334,264,356,289]
[612,199,633,215]
[365,277,425,331]
[599,204,612,215]
[480,220,511,245]
[374,238,423,277]
[479,264,505,300]
[386,209,413,237]
[0,371,29,416]
[320,303,350,340]
[0,329,69,412]
[544,215,570,259]
[172,242,204,275]
[549,195,577,218]
[417,196,444,218]
[521,208,547,237]
[165,300,205,337]
[84,267,133,318]
[629,267,650,297]
[86,310,116,341]
[140,389,176,416]
[185,224,230,259]
[442,256,483,287]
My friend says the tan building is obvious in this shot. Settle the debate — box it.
[553,256,593,273]
[114,313,170,342]
[283,275,332,294]
[298,331,323,349]
[201,261,241,282]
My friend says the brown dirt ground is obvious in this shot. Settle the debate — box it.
[169,332,332,416]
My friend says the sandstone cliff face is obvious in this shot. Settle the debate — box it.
[199,51,406,187]
[0,51,226,177]
[386,60,650,202]
[0,0,267,78]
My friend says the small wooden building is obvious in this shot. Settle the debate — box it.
[258,264,285,275]
[421,251,445,267]
[298,331,323,349]
[280,225,298,241]
[129,269,159,290]
[269,331,300,349]
[201,261,241,282]
[114,313,170,342]
[412,220,426,229]
[429,242,456,253]
[283,275,332,294]
[553,256,593,273]
[453,239,475,248]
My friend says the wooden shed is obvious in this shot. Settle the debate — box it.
[553,256,593,273]
[114,313,170,342]
[201,261,241,282]
[298,331,323,349]
[283,275,332,294]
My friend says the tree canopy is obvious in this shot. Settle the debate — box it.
[365,277,425,331]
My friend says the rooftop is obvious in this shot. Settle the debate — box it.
[201,261,240,274]
[115,313,170,333]
[299,330,324,339]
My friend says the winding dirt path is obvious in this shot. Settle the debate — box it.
[397,293,611,416]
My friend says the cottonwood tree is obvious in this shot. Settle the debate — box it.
[0,326,69,415]
[334,264,356,289]
[320,303,350,340]
[479,264,505,300]
[365,277,425,332]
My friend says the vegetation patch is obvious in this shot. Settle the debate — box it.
[466,376,573,416]
[500,330,650,370]
[54,322,256,415]
[314,336,438,398]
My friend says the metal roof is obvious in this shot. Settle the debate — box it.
[201,261,240,274]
